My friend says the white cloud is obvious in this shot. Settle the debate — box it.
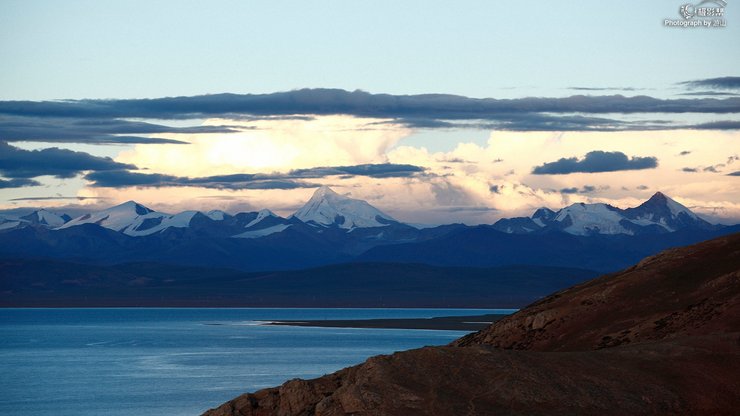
[117,115,412,176]
[8,118,738,225]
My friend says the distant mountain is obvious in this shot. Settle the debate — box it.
[292,186,396,229]
[357,224,740,272]
[0,260,598,308]
[58,201,169,236]
[622,191,710,231]
[0,190,736,273]
[493,192,715,235]
[204,233,740,416]
[20,209,71,227]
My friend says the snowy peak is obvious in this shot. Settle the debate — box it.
[293,186,395,229]
[313,185,337,199]
[532,207,556,227]
[115,201,153,216]
[59,201,165,234]
[494,192,712,236]
[630,192,697,219]
[245,209,277,228]
[623,192,709,231]
[21,209,70,227]
[205,210,229,221]
[551,203,629,235]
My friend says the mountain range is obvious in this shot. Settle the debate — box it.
[1,187,737,306]
[0,187,733,271]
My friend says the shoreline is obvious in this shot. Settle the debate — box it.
[265,313,507,331]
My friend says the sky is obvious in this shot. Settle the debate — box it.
[1,0,739,224]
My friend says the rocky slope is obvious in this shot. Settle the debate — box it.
[203,233,740,416]
[454,230,740,350]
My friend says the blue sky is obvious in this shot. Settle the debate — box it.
[2,0,738,100]
[0,1,738,224]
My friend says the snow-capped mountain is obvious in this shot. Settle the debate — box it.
[244,209,277,228]
[0,190,734,274]
[56,201,295,238]
[550,203,632,235]
[205,210,229,221]
[292,186,396,229]
[0,209,71,231]
[0,215,24,231]
[622,192,708,232]
[0,190,719,244]
[21,209,71,227]
[493,192,713,236]
[232,209,293,238]
[58,201,167,235]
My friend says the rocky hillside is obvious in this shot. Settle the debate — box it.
[203,233,740,416]
[454,231,740,350]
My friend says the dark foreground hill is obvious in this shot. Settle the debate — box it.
[203,233,740,416]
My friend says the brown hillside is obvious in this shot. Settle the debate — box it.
[204,233,740,416]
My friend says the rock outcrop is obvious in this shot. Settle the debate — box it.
[203,233,740,416]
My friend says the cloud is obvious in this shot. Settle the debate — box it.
[679,91,740,97]
[83,170,316,191]
[289,164,425,179]
[682,164,724,173]
[0,116,239,145]
[691,120,740,130]
[1,89,738,136]
[678,150,692,156]
[568,86,642,92]
[0,141,136,179]
[83,163,425,189]
[430,181,476,206]
[559,185,600,194]
[532,151,658,175]
[9,196,107,201]
[728,171,740,176]
[636,185,649,190]
[0,178,40,188]
[680,76,740,91]
[5,89,738,118]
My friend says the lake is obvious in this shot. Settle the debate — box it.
[0,308,513,415]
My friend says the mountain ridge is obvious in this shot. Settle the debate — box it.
[0,189,737,273]
[0,190,722,238]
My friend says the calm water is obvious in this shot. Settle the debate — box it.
[0,308,512,416]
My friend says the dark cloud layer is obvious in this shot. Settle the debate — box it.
[0,116,238,145]
[680,77,740,91]
[83,163,425,190]
[560,185,599,194]
[83,170,317,190]
[1,83,737,145]
[532,151,658,175]
[0,178,40,188]
[9,196,107,201]
[0,141,135,179]
[0,89,737,137]
[691,120,740,130]
[3,89,738,119]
